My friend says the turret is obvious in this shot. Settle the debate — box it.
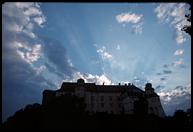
[75,78,85,97]
[145,83,155,94]
[77,78,85,84]
[144,83,166,117]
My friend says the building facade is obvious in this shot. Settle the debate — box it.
[42,78,165,118]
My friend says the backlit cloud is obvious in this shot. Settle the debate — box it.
[174,49,184,56]
[172,58,184,66]
[2,2,46,38]
[97,46,113,61]
[116,12,143,24]
[132,22,143,34]
[2,2,49,122]
[2,2,191,121]
[116,12,143,34]
[154,3,190,44]
[63,71,112,85]
[176,31,186,44]
[158,83,191,115]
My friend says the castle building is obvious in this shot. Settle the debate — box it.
[42,78,165,118]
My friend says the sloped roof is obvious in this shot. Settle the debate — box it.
[59,82,144,93]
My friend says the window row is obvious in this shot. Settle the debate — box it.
[91,103,122,108]
[91,96,121,101]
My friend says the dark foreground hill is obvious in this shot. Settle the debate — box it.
[2,95,191,130]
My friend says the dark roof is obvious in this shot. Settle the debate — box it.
[59,82,144,93]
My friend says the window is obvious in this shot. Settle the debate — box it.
[118,103,122,108]
[110,103,113,107]
[91,96,94,101]
[101,96,104,101]
[101,103,104,108]
[91,103,94,108]
[109,96,112,101]
[150,107,154,113]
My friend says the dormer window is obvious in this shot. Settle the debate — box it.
[75,86,85,97]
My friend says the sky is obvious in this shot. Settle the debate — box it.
[2,2,191,121]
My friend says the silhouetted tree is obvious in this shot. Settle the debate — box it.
[41,95,87,129]
[182,6,191,36]
[172,110,186,129]
[2,95,191,130]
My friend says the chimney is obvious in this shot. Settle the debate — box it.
[103,82,105,85]
[119,83,121,86]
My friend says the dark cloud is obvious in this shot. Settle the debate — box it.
[41,37,77,79]
[162,97,191,116]
[160,77,167,81]
[159,84,191,116]
[163,70,172,74]
[156,72,162,75]
[2,53,55,122]
[2,3,62,122]
[155,85,165,91]
[163,64,169,68]
[179,64,186,68]
[175,85,184,90]
[2,35,78,122]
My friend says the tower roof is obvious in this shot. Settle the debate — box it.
[77,78,85,83]
[145,83,152,88]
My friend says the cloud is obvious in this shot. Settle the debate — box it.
[23,6,42,16]
[33,16,46,27]
[160,77,167,81]
[2,2,113,122]
[156,72,162,75]
[155,85,165,91]
[97,46,113,61]
[172,58,184,66]
[116,44,120,50]
[41,37,77,79]
[132,22,143,34]
[116,12,143,34]
[176,31,186,44]
[63,71,112,85]
[131,76,148,89]
[174,49,184,56]
[33,65,46,74]
[2,2,51,122]
[154,3,176,22]
[116,12,143,24]
[163,59,185,69]
[2,45,55,122]
[16,43,42,64]
[2,2,46,38]
[163,70,172,74]
[158,83,191,115]
[163,64,169,68]
[154,3,190,44]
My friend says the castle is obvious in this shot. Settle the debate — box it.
[42,78,165,117]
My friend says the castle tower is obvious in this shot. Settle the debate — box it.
[75,78,86,97]
[145,83,165,117]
